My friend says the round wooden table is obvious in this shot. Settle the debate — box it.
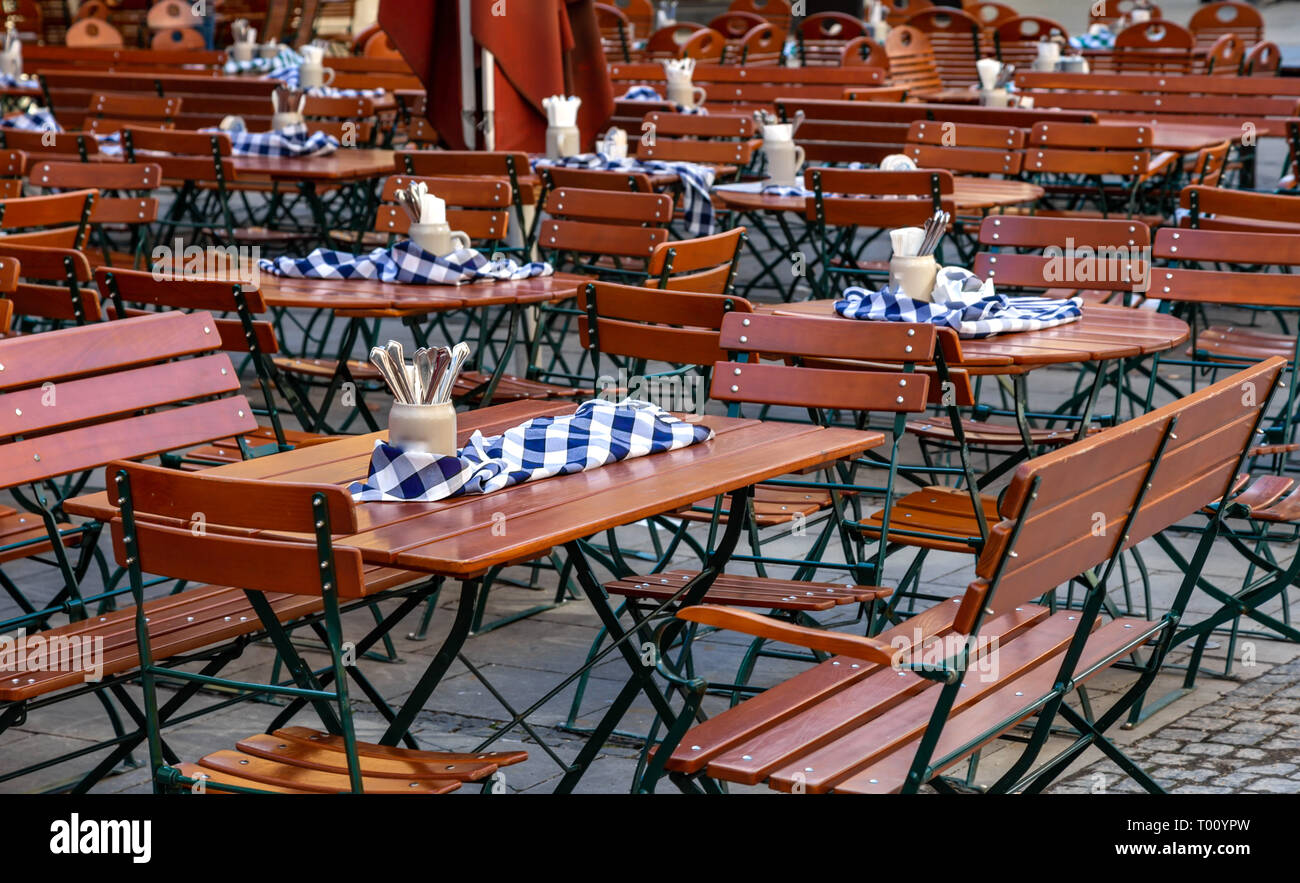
[757,301,1188,374]
[715,177,1045,216]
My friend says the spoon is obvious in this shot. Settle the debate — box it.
[435,342,471,404]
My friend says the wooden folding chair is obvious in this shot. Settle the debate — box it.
[648,227,745,293]
[641,25,725,64]
[0,243,101,328]
[0,149,24,199]
[797,13,867,67]
[905,7,982,87]
[29,160,161,269]
[1023,121,1177,222]
[883,26,945,99]
[0,190,96,249]
[0,128,101,163]
[806,167,956,296]
[992,16,1069,71]
[80,93,182,136]
[396,150,534,257]
[637,111,759,172]
[596,3,635,64]
[643,355,1283,794]
[109,461,527,794]
[1189,1,1263,52]
[1178,184,1300,233]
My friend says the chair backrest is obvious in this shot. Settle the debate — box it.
[1178,185,1300,231]
[1189,2,1263,49]
[712,311,936,414]
[1244,42,1280,76]
[0,243,100,324]
[538,187,674,268]
[806,167,956,228]
[905,120,1024,176]
[993,16,1069,69]
[728,0,791,32]
[1089,0,1162,27]
[884,26,942,95]
[709,11,765,41]
[904,8,982,86]
[0,149,22,199]
[642,25,725,63]
[1025,122,1152,178]
[611,0,656,42]
[122,127,237,185]
[542,167,655,194]
[151,27,206,50]
[1152,228,1300,307]
[66,16,125,48]
[1188,141,1230,187]
[373,175,511,244]
[648,228,745,293]
[798,13,868,67]
[958,356,1282,636]
[83,93,182,135]
[1116,19,1193,51]
[971,215,1152,299]
[30,159,161,226]
[302,94,379,146]
[579,281,754,370]
[0,190,96,248]
[840,37,888,69]
[108,461,367,599]
[0,129,100,162]
[1202,33,1245,76]
[728,23,785,67]
[964,2,1018,33]
[1099,20,1196,74]
[884,0,933,27]
[637,111,757,166]
[597,3,634,63]
[396,151,533,230]
[0,311,256,488]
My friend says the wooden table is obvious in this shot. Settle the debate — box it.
[1097,119,1247,153]
[65,400,883,791]
[231,148,398,184]
[759,301,1188,373]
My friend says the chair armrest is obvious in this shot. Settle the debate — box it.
[676,605,897,666]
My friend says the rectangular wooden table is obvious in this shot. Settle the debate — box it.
[66,400,882,790]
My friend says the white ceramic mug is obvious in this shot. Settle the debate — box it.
[388,401,457,456]
[667,81,707,110]
[889,255,938,302]
[546,125,581,159]
[231,43,254,63]
[979,88,1012,108]
[408,222,471,256]
[299,64,336,88]
[765,140,806,187]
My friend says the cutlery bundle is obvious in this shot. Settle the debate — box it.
[369,341,470,406]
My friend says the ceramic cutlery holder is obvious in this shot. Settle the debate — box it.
[388,401,458,456]
[889,255,938,302]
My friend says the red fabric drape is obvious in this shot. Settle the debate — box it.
[377,0,614,153]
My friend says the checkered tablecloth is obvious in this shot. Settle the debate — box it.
[835,267,1083,339]
[259,240,553,284]
[533,153,717,236]
[351,398,714,502]
[206,120,339,157]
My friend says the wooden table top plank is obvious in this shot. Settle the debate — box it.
[257,272,591,313]
[715,178,1045,214]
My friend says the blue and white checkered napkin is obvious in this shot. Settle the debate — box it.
[207,119,339,157]
[225,47,304,76]
[835,267,1083,339]
[1070,27,1114,50]
[351,398,713,502]
[534,153,717,236]
[0,74,38,91]
[762,184,812,197]
[618,86,707,115]
[1,106,57,130]
[259,239,553,285]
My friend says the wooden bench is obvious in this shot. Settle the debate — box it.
[643,354,1285,793]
